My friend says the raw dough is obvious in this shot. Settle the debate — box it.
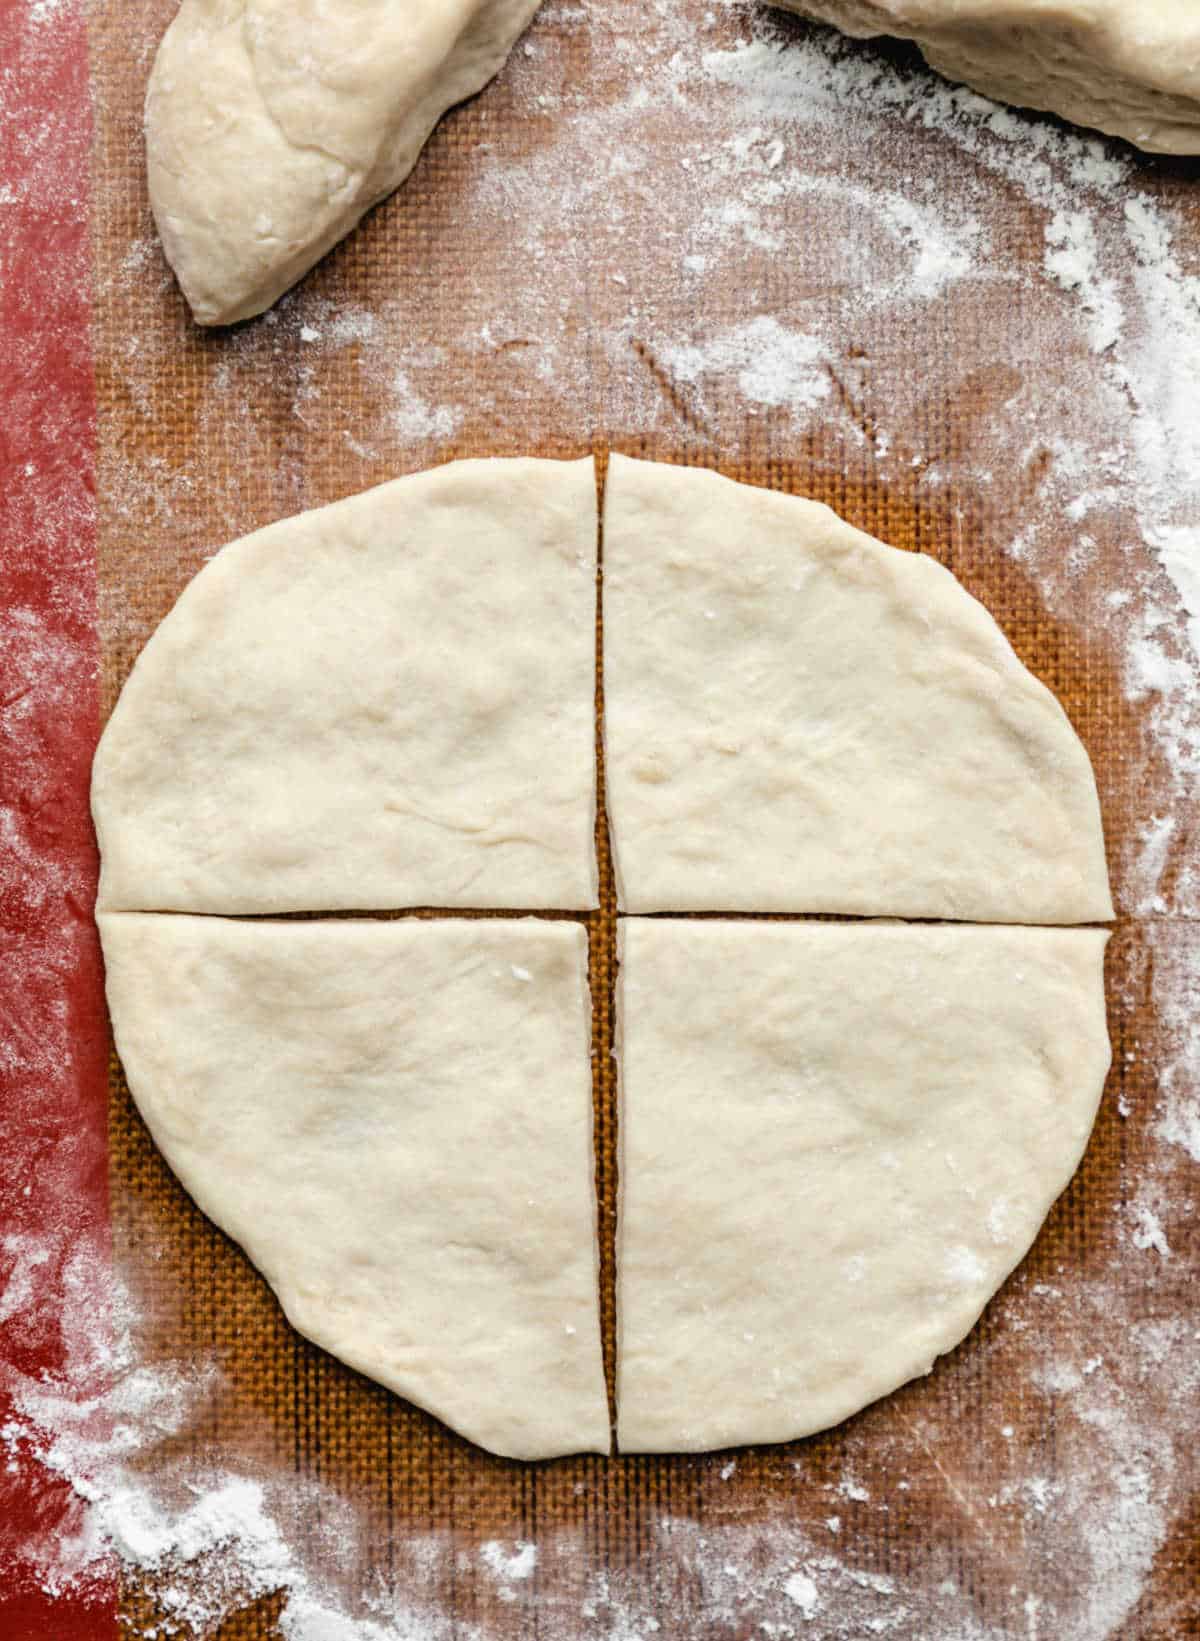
[99,912,610,1460]
[615,918,1111,1453]
[777,0,1200,154]
[603,454,1112,922]
[145,0,543,325]
[93,458,598,914]
[95,451,1116,1459]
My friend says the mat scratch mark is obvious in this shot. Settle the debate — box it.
[896,1408,1006,1558]
[629,338,714,439]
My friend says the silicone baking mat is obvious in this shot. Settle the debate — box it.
[49,0,1200,1632]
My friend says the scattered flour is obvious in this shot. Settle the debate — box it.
[481,1539,538,1587]
[1146,525,1200,662]
[835,1473,870,1504]
[783,1568,820,1619]
[661,314,830,419]
[0,1236,52,1327]
[3,1252,1197,1636]
[389,367,464,444]
[1129,1202,1172,1260]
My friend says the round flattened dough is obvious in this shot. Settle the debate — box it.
[146,0,543,324]
[615,918,1112,1454]
[95,451,1116,1461]
[100,912,611,1461]
[603,454,1112,922]
[92,458,598,915]
[781,0,1200,155]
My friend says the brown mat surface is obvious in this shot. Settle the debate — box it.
[90,2,1199,1634]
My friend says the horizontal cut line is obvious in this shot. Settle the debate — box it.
[100,906,599,924]
[620,910,1115,930]
[98,906,1120,930]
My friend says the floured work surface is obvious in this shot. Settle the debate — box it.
[89,1,1199,1635]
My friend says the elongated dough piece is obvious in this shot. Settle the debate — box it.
[101,912,610,1460]
[146,0,543,324]
[615,918,1111,1454]
[779,0,1200,155]
[603,455,1112,922]
[93,458,597,914]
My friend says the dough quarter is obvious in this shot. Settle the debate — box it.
[603,454,1112,922]
[616,917,1111,1453]
[93,458,598,915]
[100,912,611,1460]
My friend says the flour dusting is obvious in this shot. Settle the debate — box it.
[660,314,831,419]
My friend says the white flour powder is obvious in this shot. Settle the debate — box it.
[660,314,831,419]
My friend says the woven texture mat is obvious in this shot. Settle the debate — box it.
[90,1,1199,1634]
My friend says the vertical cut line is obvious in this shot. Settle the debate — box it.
[589,450,620,1443]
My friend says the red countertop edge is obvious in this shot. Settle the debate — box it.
[0,1,115,1635]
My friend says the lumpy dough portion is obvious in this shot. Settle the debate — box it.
[615,917,1111,1453]
[778,1,1200,155]
[100,912,611,1461]
[93,458,598,915]
[603,454,1112,922]
[146,0,544,323]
